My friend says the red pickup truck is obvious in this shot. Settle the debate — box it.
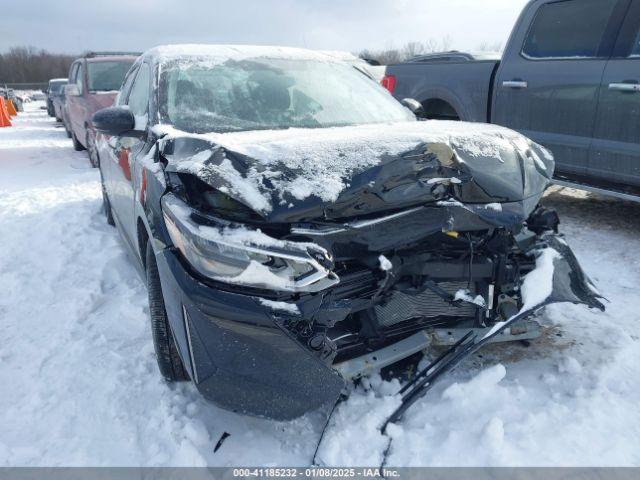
[64,52,139,167]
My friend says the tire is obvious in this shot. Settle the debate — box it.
[100,171,115,226]
[64,121,72,138]
[72,131,85,151]
[146,241,190,382]
[86,130,99,168]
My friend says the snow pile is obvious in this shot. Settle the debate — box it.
[378,254,392,271]
[483,246,560,340]
[315,375,402,466]
[520,247,561,311]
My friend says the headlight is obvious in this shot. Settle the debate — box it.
[161,193,339,292]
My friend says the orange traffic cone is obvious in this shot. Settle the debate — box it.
[0,98,12,127]
[7,99,17,117]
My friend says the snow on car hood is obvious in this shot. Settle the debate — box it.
[155,120,554,222]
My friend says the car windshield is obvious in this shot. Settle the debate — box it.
[87,61,134,92]
[50,81,67,93]
[159,58,415,133]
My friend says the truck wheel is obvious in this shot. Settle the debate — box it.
[72,132,85,151]
[86,131,99,168]
[146,241,190,382]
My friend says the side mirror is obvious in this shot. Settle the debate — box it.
[93,106,141,137]
[401,98,425,117]
[64,84,80,97]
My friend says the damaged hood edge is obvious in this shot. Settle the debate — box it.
[156,121,555,224]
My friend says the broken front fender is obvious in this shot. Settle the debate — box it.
[542,235,605,311]
[484,234,604,341]
[374,235,605,434]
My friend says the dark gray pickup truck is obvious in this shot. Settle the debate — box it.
[384,0,640,199]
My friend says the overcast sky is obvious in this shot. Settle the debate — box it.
[2,0,529,55]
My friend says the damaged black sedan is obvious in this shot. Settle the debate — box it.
[94,44,603,421]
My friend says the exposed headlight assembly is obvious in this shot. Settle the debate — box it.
[161,193,339,292]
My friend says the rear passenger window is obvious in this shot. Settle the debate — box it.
[522,0,617,59]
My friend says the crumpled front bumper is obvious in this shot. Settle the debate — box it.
[155,248,345,420]
[154,231,603,421]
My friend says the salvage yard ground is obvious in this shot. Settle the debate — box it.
[1,102,639,466]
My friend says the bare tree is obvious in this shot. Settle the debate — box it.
[476,40,504,53]
[0,46,76,84]
[358,36,455,65]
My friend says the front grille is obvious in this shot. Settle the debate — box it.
[375,281,477,327]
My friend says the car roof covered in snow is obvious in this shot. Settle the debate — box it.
[84,55,139,63]
[143,44,347,65]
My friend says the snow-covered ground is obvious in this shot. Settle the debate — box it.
[1,103,639,467]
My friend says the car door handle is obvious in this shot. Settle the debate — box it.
[502,80,528,89]
[608,82,640,92]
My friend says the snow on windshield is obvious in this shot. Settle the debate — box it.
[159,57,413,134]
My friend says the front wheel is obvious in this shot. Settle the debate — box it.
[72,131,85,151]
[146,241,190,382]
[86,130,99,168]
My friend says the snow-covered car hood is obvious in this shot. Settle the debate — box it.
[156,120,555,223]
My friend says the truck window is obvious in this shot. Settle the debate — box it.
[69,63,79,84]
[522,0,617,59]
[76,63,84,94]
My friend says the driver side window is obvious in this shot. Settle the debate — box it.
[127,63,151,129]
[127,63,150,116]
[116,66,138,106]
